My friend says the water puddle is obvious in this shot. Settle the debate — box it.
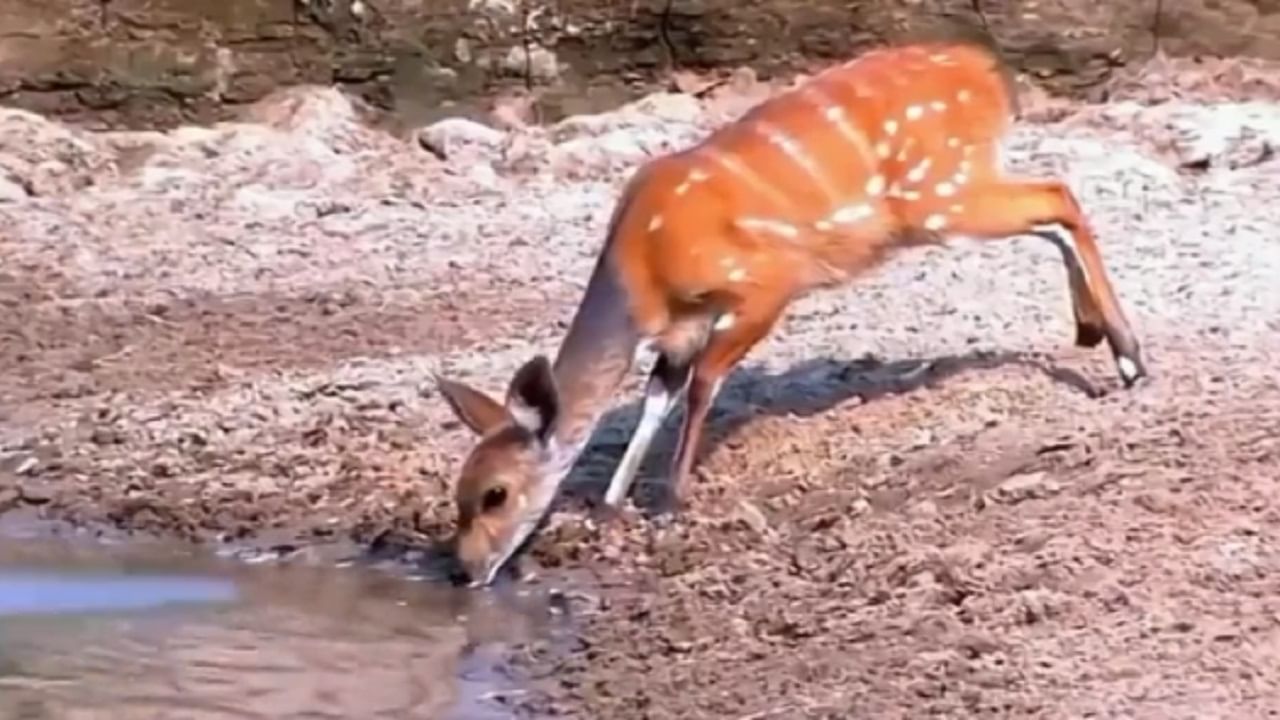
[0,526,564,719]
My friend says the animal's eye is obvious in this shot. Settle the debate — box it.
[481,486,508,512]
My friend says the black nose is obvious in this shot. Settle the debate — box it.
[448,570,471,587]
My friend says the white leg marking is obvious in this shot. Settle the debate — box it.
[713,313,736,332]
[1117,356,1140,383]
[603,382,680,507]
[1034,222,1096,290]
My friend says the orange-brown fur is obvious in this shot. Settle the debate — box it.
[435,41,1147,587]
[611,43,1016,343]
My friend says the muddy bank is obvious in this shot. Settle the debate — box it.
[8,0,1280,130]
[4,58,1280,718]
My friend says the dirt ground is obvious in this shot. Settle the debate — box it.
[4,57,1280,719]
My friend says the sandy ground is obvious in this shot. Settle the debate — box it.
[4,58,1280,719]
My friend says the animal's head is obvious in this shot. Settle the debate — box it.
[434,355,565,587]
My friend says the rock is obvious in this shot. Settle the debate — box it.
[987,472,1062,505]
[0,170,28,202]
[0,108,116,195]
[417,117,506,162]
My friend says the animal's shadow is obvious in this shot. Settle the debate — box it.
[564,347,1105,515]
[370,347,1104,583]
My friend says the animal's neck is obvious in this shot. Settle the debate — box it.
[548,248,642,461]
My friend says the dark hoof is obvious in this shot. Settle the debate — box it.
[589,502,634,527]
[647,489,687,524]
[1074,321,1106,349]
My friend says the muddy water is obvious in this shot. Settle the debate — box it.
[0,528,561,719]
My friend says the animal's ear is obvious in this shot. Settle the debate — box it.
[435,374,511,436]
[504,355,560,441]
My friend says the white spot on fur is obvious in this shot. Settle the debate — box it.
[831,203,874,223]
[648,215,664,231]
[924,213,948,231]
[905,157,932,183]
[764,126,795,152]
[883,119,899,136]
[935,181,956,197]
[895,138,916,163]
[900,189,921,201]
[735,217,800,238]
[949,203,965,213]
[689,168,710,182]
[815,219,834,232]
[674,181,692,195]
[875,141,891,159]
[957,89,972,103]
[947,137,961,149]
[727,267,748,282]
[825,105,846,121]
[930,100,947,112]
[713,314,736,332]
[905,105,924,121]
[865,174,886,196]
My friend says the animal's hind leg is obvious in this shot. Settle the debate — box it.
[1051,237,1107,348]
[933,177,1147,387]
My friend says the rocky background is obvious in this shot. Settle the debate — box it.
[3,0,1280,131]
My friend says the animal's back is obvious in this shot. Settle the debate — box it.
[700,41,1017,217]
[605,41,1022,336]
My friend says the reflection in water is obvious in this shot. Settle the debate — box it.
[0,535,561,720]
